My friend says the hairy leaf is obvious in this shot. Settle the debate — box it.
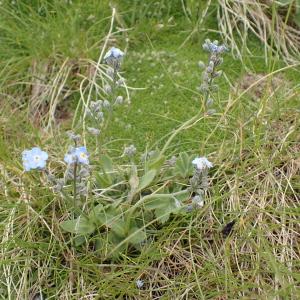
[138,169,156,191]
[174,152,193,178]
[60,217,95,235]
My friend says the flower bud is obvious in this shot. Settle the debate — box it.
[104,84,112,94]
[115,96,124,105]
[87,127,101,136]
[103,99,110,109]
[198,61,206,69]
[206,98,213,107]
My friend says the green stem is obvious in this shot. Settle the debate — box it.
[73,161,78,215]
[103,67,118,133]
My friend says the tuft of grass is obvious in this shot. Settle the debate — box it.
[217,0,300,63]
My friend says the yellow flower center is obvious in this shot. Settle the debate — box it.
[80,153,86,159]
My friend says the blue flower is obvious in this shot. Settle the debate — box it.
[192,157,213,171]
[104,47,124,68]
[104,47,124,61]
[64,146,89,165]
[136,279,144,289]
[64,148,77,165]
[202,39,228,54]
[22,147,48,171]
[75,147,89,164]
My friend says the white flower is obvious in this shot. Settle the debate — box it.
[192,157,213,170]
[104,47,124,61]
[136,279,144,289]
[103,47,124,68]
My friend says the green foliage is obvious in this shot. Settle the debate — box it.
[137,169,157,191]
[60,216,95,235]
[174,152,194,178]
[60,150,192,253]
[144,193,187,223]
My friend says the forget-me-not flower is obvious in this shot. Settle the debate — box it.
[22,147,48,171]
[202,39,228,54]
[104,47,124,61]
[192,157,213,171]
[104,47,124,69]
[136,279,144,289]
[64,146,89,165]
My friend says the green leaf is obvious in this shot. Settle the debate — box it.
[60,217,95,235]
[95,155,114,188]
[127,226,147,245]
[176,190,190,202]
[137,169,157,191]
[111,218,127,237]
[100,154,113,172]
[154,207,171,223]
[89,204,103,222]
[74,235,86,246]
[144,195,182,223]
[144,195,173,210]
[108,231,127,252]
[90,205,122,229]
[174,152,193,178]
[95,172,112,188]
[147,154,165,172]
[277,0,294,5]
[127,165,139,201]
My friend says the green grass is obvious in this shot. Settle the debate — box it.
[0,1,300,299]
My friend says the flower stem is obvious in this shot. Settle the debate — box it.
[73,161,78,215]
[104,67,117,132]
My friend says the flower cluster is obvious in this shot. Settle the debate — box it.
[21,143,90,196]
[202,39,227,54]
[63,146,90,197]
[66,131,80,143]
[86,47,126,127]
[87,100,105,122]
[189,156,213,210]
[123,144,137,158]
[198,39,227,112]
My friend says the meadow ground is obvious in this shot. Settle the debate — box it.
[0,1,299,299]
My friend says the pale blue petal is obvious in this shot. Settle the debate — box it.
[37,160,46,169]
[64,154,75,164]
[40,151,48,160]
[23,162,32,171]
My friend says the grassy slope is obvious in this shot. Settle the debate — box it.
[0,1,299,299]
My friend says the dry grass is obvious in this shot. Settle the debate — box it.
[218,0,300,63]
